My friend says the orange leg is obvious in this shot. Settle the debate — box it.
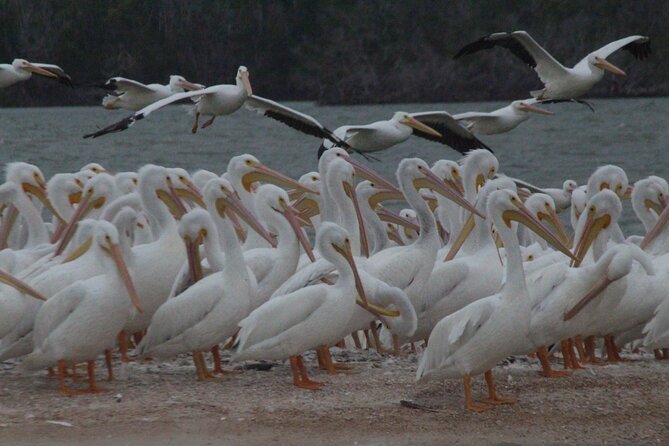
[369,322,385,353]
[567,339,583,369]
[481,370,515,405]
[132,331,144,346]
[604,336,621,362]
[201,116,216,129]
[294,355,323,390]
[537,346,571,377]
[463,375,488,412]
[223,333,238,350]
[573,336,587,362]
[317,346,351,374]
[351,331,362,349]
[363,330,372,349]
[57,360,80,397]
[392,334,403,356]
[71,364,79,383]
[104,349,114,381]
[118,331,130,363]
[191,112,200,133]
[210,345,241,375]
[84,360,109,393]
[584,336,605,365]
[193,351,224,382]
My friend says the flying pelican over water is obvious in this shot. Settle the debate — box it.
[84,66,253,138]
[454,99,554,135]
[0,59,72,88]
[455,31,651,99]
[99,75,204,111]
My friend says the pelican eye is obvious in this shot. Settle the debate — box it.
[245,159,253,166]
[105,235,111,242]
[312,176,318,181]
[179,176,186,181]
[527,255,534,261]
[132,178,138,185]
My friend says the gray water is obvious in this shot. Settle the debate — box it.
[0,97,667,234]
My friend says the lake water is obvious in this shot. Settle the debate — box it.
[0,97,667,234]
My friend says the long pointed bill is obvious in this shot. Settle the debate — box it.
[62,237,93,263]
[0,269,48,301]
[282,203,315,261]
[503,202,577,262]
[368,189,405,209]
[177,80,206,91]
[54,191,95,256]
[216,195,277,248]
[0,205,18,250]
[339,154,399,193]
[293,196,320,221]
[644,198,664,216]
[519,103,554,115]
[376,206,420,233]
[25,63,58,78]
[175,180,206,208]
[23,183,66,224]
[571,213,611,267]
[563,275,613,321]
[241,71,253,96]
[539,208,571,247]
[594,58,626,76]
[107,244,142,313]
[403,116,442,138]
[184,235,203,283]
[414,169,485,219]
[333,241,400,318]
[641,203,669,250]
[242,163,317,195]
[444,213,476,261]
[343,181,369,258]
[157,187,187,220]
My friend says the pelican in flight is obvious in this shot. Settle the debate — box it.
[0,59,72,88]
[84,66,253,138]
[99,75,204,111]
[454,99,555,135]
[455,31,651,99]
[246,100,488,157]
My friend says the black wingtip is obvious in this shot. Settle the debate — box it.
[317,143,328,159]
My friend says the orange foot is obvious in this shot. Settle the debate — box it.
[465,401,490,412]
[482,396,516,405]
[539,369,572,378]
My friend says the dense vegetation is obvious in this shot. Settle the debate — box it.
[1,1,667,106]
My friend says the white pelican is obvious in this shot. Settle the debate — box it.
[455,31,651,99]
[84,66,252,138]
[416,190,574,411]
[508,176,578,212]
[454,99,555,135]
[99,75,204,111]
[0,59,72,88]
[138,200,256,380]
[21,222,143,396]
[232,223,373,389]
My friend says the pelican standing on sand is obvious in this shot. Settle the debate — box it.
[417,190,576,411]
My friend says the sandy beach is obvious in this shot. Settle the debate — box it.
[1,348,668,445]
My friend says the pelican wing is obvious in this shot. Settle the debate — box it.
[234,287,328,355]
[102,77,155,94]
[83,87,216,138]
[33,282,87,347]
[452,111,497,130]
[455,31,568,85]
[446,298,496,347]
[270,258,336,298]
[589,35,651,60]
[409,111,492,154]
[32,63,73,86]
[245,95,347,147]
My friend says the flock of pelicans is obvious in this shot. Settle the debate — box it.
[2,31,651,157]
[0,31,664,413]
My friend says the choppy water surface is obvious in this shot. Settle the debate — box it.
[0,97,667,233]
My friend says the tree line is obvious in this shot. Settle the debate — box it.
[1,0,667,106]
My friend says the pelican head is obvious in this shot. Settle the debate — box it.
[11,58,58,79]
[6,162,64,223]
[203,177,276,247]
[431,159,465,195]
[525,193,570,246]
[563,179,578,194]
[399,158,484,218]
[95,221,143,313]
[236,66,252,96]
[168,168,205,208]
[586,165,629,201]
[393,112,442,137]
[255,184,313,259]
[590,55,626,76]
[461,149,499,194]
[511,99,554,115]
[572,189,622,266]
[169,75,205,92]
[230,154,316,195]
